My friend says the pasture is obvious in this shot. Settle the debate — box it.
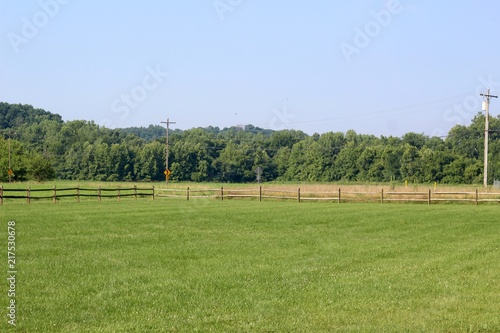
[1,197,500,332]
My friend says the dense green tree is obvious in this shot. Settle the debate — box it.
[29,153,56,181]
[357,146,385,182]
[0,102,63,129]
[379,144,403,181]
[317,132,346,181]
[107,143,131,181]
[334,142,360,181]
[213,141,249,182]
[268,129,307,153]
[400,145,421,182]
[170,141,207,181]
[0,138,29,181]
[119,125,166,141]
[136,141,165,181]
[446,124,482,159]
[441,156,470,184]
[4,102,500,185]
[420,148,445,183]
[464,161,483,184]
[253,148,274,182]
[284,138,323,181]
[273,147,291,180]
[402,132,428,149]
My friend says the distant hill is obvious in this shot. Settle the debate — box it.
[0,103,63,129]
[0,102,275,140]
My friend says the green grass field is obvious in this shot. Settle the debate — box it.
[1,198,500,332]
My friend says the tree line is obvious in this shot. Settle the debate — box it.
[2,102,500,184]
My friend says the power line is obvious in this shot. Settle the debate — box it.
[248,93,473,129]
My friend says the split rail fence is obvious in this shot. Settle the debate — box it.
[1,185,500,205]
[0,185,154,205]
[155,186,500,205]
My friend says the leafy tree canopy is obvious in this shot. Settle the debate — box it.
[1,103,499,185]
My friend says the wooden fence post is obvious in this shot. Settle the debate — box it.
[475,189,478,206]
[27,186,31,204]
[221,186,224,201]
[381,188,384,204]
[259,186,262,202]
[52,185,56,204]
[134,185,137,200]
[298,188,301,203]
[0,186,3,205]
[187,187,190,201]
[98,186,101,202]
[428,189,431,205]
[338,188,341,204]
[76,185,80,203]
[152,186,155,200]
[117,189,121,201]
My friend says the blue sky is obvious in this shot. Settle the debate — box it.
[1,0,500,137]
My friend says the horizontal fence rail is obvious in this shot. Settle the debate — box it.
[2,186,500,205]
[0,185,154,205]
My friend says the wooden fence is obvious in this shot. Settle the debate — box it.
[2,185,500,205]
[0,186,154,205]
[156,186,500,205]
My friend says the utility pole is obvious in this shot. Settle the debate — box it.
[480,89,498,188]
[161,118,176,184]
[8,136,11,183]
[3,130,14,183]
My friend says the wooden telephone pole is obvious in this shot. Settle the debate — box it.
[161,118,176,184]
[480,89,497,188]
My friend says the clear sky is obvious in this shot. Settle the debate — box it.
[1,0,500,137]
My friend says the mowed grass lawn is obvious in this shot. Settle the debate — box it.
[1,199,500,332]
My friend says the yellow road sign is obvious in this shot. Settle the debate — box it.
[8,169,13,176]
[164,169,171,176]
